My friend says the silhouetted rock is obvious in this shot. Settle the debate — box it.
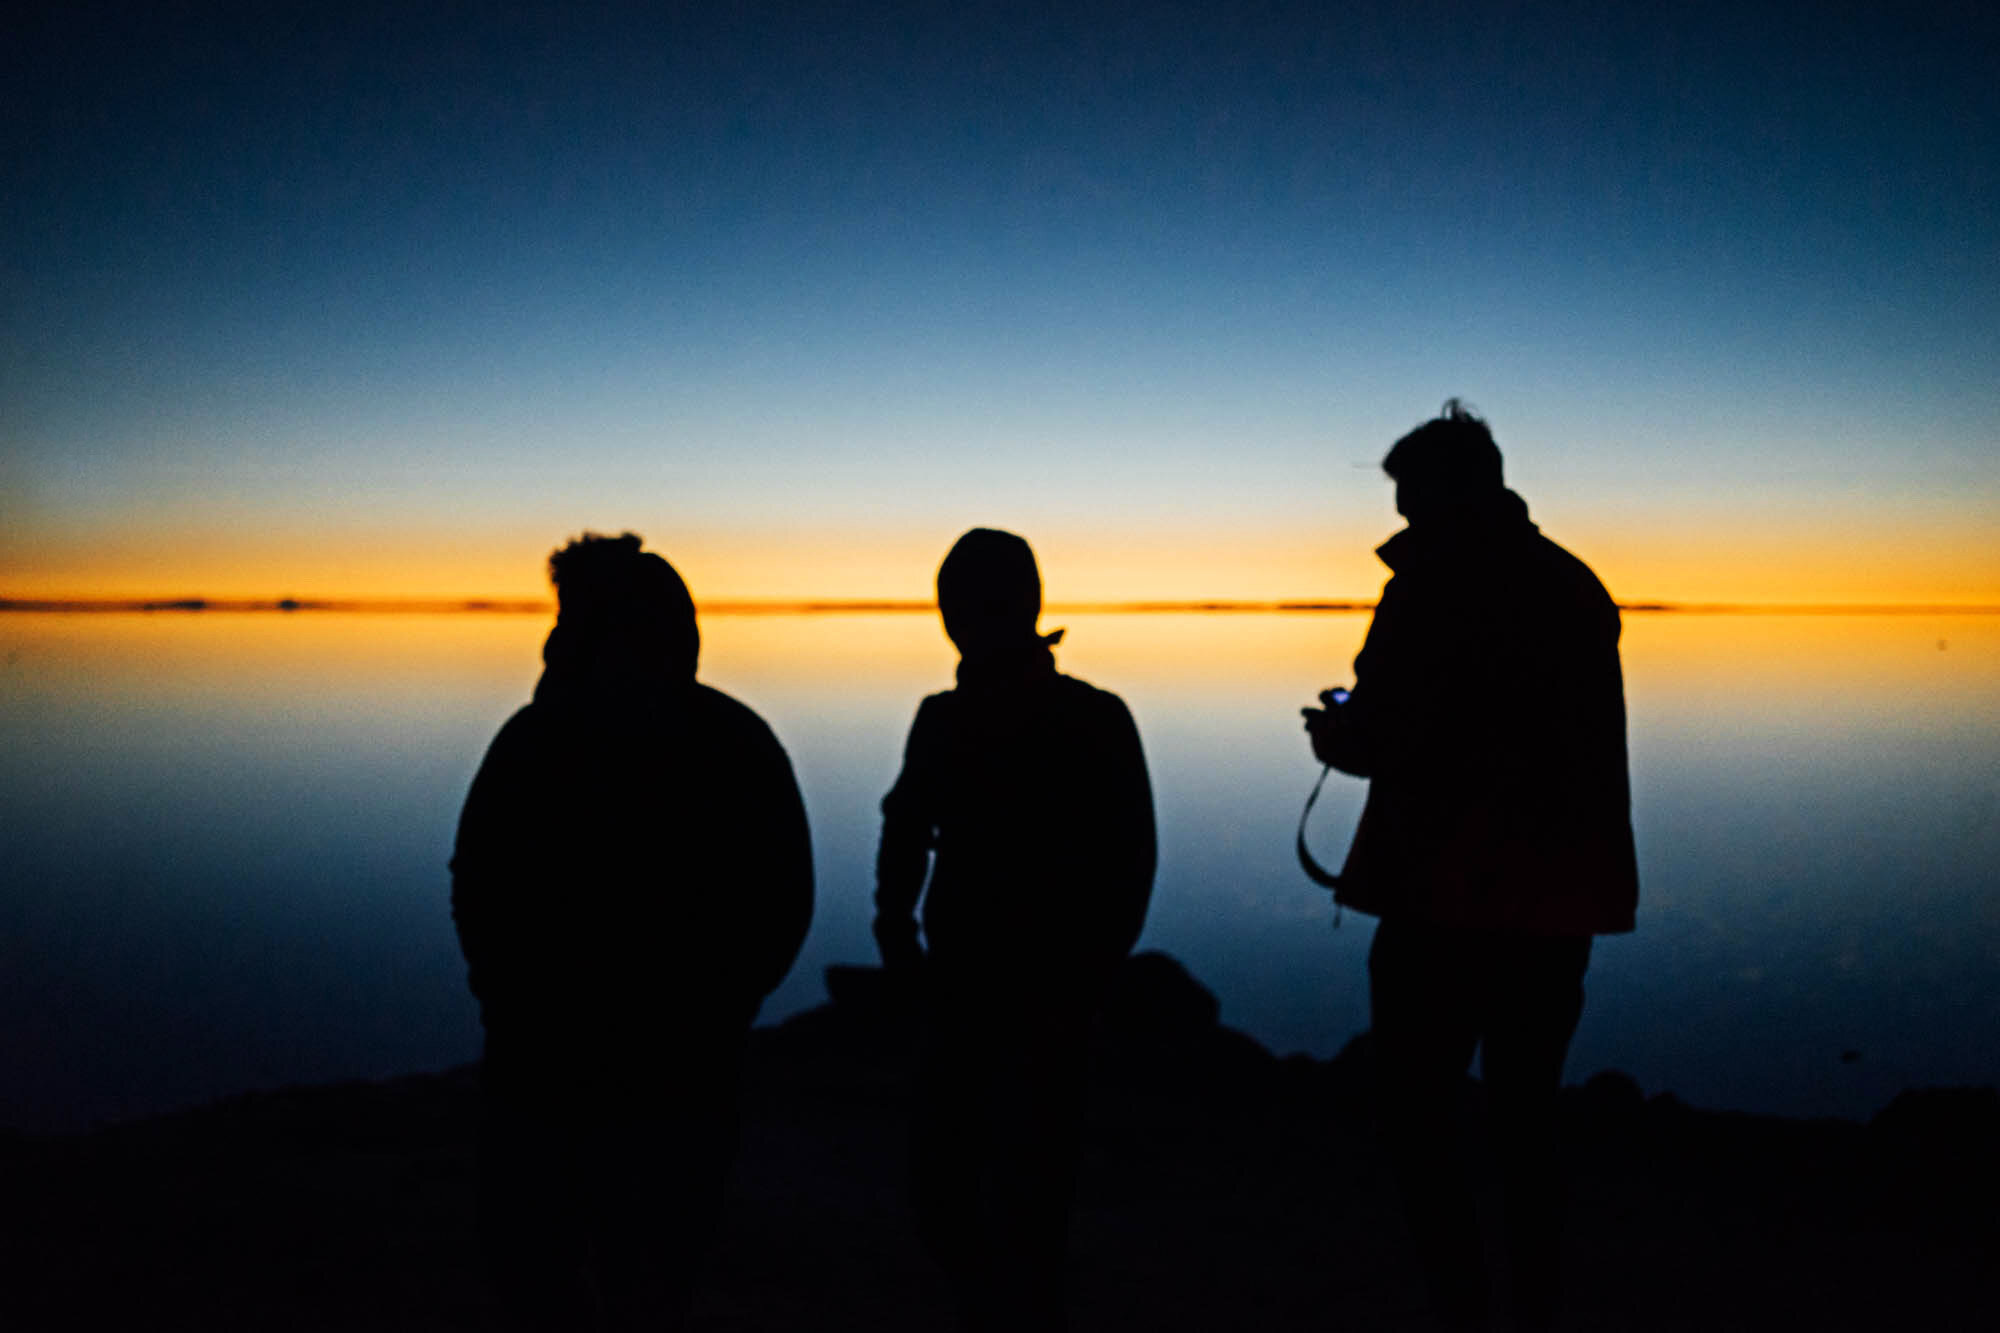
[1870,1084,2000,1145]
[1867,1085,2000,1228]
[1100,951,1220,1036]
[1576,1068,1646,1128]
[2,955,1992,1331]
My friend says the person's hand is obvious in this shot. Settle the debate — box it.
[1302,706,1335,765]
[1302,686,1350,766]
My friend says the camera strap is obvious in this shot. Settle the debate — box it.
[1295,764,1345,926]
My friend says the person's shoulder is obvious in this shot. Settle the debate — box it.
[1531,532,1612,591]
[907,687,958,718]
[1053,670,1117,696]
[1052,672,1137,721]
[486,702,546,753]
[465,704,550,791]
[688,683,786,749]
[493,700,539,731]
[691,681,773,725]
[1526,532,1619,624]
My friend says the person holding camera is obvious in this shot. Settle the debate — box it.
[1303,402,1638,1330]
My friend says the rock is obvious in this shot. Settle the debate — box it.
[1101,950,1221,1037]
[1869,1085,2000,1145]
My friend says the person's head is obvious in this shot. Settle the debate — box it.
[1382,398,1505,523]
[936,528,1043,661]
[543,531,698,687]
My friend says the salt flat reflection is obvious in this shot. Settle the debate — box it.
[0,609,1995,1129]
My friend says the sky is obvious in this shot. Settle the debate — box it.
[4,0,1997,605]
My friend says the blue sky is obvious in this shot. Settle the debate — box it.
[4,1,1996,601]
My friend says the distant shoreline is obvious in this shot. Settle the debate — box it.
[3,597,1999,616]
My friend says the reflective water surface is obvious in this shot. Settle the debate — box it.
[2,609,1995,1129]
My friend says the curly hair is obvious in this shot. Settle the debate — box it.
[547,532,691,626]
[1381,398,1504,494]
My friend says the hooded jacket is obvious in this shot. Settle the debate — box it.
[876,641,1155,983]
[1319,490,1638,935]
[450,621,813,1099]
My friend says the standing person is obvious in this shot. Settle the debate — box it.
[451,532,813,1332]
[1302,402,1638,1330]
[876,528,1156,1332]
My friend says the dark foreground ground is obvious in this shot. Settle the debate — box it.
[4,953,1994,1331]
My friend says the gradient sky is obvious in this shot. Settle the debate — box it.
[4,0,1996,603]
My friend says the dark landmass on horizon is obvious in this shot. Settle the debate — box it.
[3,954,1991,1331]
[6,597,2000,616]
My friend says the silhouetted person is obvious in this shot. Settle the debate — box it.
[1302,403,1638,1330]
[451,533,813,1332]
[876,528,1155,1332]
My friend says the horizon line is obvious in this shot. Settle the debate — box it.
[5,596,1999,617]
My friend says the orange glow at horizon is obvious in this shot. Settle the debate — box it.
[4,510,1998,607]
[7,607,1995,718]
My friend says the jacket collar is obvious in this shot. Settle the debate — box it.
[955,631,1062,692]
[1376,488,1536,572]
